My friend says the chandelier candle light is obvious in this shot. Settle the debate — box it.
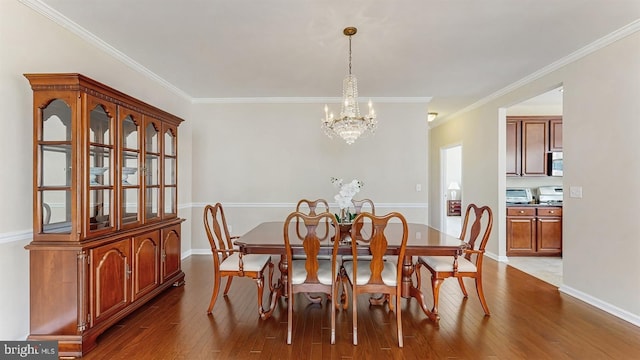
[321,27,377,145]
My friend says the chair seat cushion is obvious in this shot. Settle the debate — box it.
[291,259,334,285]
[342,255,388,262]
[293,254,337,261]
[343,260,397,286]
[419,256,477,273]
[219,253,271,272]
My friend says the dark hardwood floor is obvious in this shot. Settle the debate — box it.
[81,255,640,359]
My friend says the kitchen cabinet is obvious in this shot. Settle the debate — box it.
[507,206,562,256]
[506,120,521,176]
[549,118,563,151]
[536,207,563,255]
[24,73,185,358]
[506,116,562,177]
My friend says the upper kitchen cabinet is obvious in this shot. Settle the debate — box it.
[25,73,185,357]
[507,116,562,177]
[549,118,563,151]
[506,120,521,176]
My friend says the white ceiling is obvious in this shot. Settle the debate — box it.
[27,0,640,117]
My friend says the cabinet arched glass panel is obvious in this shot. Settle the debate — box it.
[121,114,141,226]
[39,99,72,233]
[164,128,177,216]
[145,122,160,220]
[88,104,114,231]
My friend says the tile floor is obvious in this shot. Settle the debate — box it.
[506,256,563,287]
[445,215,563,287]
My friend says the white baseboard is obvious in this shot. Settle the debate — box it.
[559,285,640,328]
[182,248,211,258]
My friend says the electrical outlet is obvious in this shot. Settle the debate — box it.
[416,184,422,192]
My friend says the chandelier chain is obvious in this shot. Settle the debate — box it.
[348,34,352,76]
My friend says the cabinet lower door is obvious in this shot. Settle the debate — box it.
[537,217,562,255]
[133,231,160,301]
[91,239,130,327]
[161,225,181,283]
[507,217,536,255]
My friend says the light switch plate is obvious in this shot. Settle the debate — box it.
[569,186,583,198]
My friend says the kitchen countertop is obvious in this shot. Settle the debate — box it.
[507,203,562,207]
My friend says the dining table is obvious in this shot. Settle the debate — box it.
[234,221,468,322]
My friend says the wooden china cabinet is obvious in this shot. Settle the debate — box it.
[24,73,185,357]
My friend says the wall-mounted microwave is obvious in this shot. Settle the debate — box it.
[548,152,563,176]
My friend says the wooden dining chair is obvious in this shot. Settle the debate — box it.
[351,198,375,215]
[203,203,274,319]
[283,211,342,344]
[295,199,330,241]
[415,203,493,319]
[340,198,377,293]
[294,199,343,307]
[342,212,409,348]
[350,198,375,240]
[42,202,51,225]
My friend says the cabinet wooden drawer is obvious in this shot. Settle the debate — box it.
[447,200,462,216]
[537,207,562,216]
[507,208,535,216]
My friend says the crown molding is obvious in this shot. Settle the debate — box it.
[191,96,432,104]
[20,0,432,106]
[432,19,640,127]
[18,0,193,101]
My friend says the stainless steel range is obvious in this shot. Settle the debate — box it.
[538,186,563,204]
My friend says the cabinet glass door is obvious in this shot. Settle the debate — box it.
[121,111,141,227]
[163,127,177,217]
[38,99,72,234]
[88,100,115,232]
[144,121,160,221]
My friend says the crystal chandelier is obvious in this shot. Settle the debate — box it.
[321,27,377,145]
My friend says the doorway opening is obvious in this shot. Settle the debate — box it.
[441,144,462,237]
[505,86,564,287]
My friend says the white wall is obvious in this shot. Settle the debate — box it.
[0,0,192,340]
[561,32,640,316]
[429,31,640,324]
[189,102,429,251]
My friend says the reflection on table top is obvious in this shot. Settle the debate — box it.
[235,221,468,256]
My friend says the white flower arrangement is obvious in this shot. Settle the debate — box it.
[331,177,364,222]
